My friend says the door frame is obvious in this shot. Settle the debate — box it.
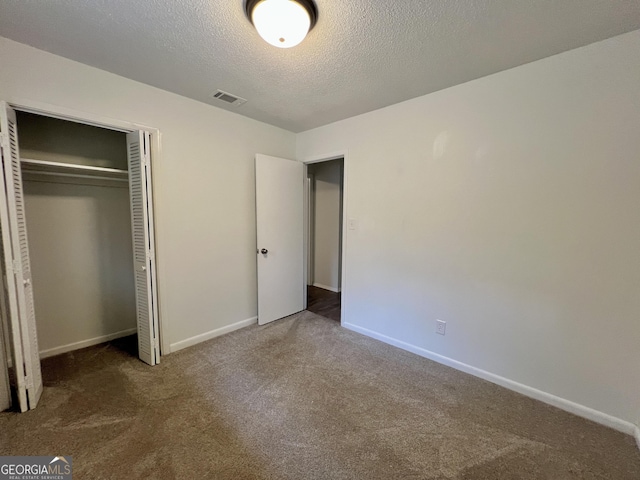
[306,173,314,286]
[302,151,349,326]
[2,98,169,355]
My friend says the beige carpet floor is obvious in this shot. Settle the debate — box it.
[1,311,639,479]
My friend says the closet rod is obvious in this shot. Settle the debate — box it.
[21,170,129,183]
[20,158,128,182]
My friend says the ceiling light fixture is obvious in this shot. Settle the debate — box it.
[245,0,318,49]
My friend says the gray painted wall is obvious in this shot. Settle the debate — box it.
[0,37,296,353]
[297,31,640,425]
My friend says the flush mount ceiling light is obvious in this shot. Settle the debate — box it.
[245,0,318,49]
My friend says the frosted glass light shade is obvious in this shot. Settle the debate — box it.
[251,0,312,48]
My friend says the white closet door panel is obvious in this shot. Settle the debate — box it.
[0,215,23,410]
[0,324,10,411]
[0,238,11,364]
[0,229,11,411]
[142,133,160,359]
[127,130,159,366]
[0,102,42,411]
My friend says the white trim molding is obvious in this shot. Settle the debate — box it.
[8,97,158,133]
[634,426,640,451]
[312,283,341,293]
[170,317,257,353]
[344,322,638,437]
[39,328,137,359]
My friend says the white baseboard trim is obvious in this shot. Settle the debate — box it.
[343,322,637,437]
[39,328,137,359]
[312,283,341,293]
[634,426,640,451]
[170,317,257,353]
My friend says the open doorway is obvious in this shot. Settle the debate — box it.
[305,158,343,322]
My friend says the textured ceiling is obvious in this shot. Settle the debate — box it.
[1,1,639,132]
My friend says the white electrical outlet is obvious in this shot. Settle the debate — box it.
[436,319,446,335]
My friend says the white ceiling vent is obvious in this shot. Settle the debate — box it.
[212,90,247,107]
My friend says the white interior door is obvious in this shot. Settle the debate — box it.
[0,102,43,411]
[256,154,304,325]
[127,130,160,366]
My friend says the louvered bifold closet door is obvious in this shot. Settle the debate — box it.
[0,102,43,411]
[0,225,12,411]
[127,130,160,366]
[0,216,21,411]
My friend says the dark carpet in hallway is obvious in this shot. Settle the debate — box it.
[1,311,639,479]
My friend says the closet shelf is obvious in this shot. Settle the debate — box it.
[20,158,128,182]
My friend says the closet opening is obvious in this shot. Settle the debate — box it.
[0,101,161,412]
[18,111,138,359]
[305,158,344,322]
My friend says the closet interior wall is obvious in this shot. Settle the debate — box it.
[16,112,137,358]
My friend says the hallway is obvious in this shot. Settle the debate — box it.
[306,285,340,322]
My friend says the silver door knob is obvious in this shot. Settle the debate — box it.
[261,248,268,254]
